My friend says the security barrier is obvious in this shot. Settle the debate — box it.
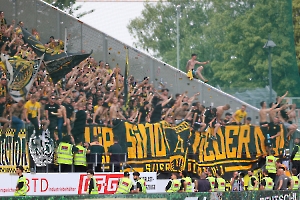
[0,190,299,200]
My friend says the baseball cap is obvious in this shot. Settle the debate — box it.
[124,172,130,177]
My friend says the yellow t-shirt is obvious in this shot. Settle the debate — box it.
[24,100,41,118]
[233,110,247,123]
[94,105,99,112]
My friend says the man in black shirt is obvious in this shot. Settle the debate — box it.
[203,107,218,141]
[197,172,211,192]
[108,136,123,172]
[62,97,74,135]
[267,117,281,149]
[72,103,87,144]
[45,95,59,140]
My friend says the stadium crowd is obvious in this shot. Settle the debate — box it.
[0,10,299,176]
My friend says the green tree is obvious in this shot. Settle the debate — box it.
[293,0,300,76]
[127,0,211,71]
[128,0,300,96]
[44,0,94,18]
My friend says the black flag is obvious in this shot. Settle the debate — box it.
[45,51,92,83]
[21,27,92,83]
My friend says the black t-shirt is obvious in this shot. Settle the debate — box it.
[88,144,105,163]
[204,109,215,124]
[0,102,5,117]
[45,103,59,119]
[261,178,266,187]
[197,179,211,192]
[108,143,123,162]
[62,103,74,119]
[74,110,87,128]
[136,182,142,192]
[139,106,149,122]
[151,104,162,123]
[193,109,202,122]
[268,122,281,137]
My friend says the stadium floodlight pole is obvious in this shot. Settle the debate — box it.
[176,5,180,70]
[263,35,276,104]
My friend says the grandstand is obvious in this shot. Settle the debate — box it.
[2,0,261,124]
[0,0,300,198]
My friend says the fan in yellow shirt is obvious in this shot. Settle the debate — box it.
[231,105,247,125]
[24,95,41,135]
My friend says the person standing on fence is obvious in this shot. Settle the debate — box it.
[116,172,134,194]
[10,100,25,139]
[165,173,181,193]
[14,166,27,196]
[108,136,122,172]
[291,138,300,175]
[72,103,86,144]
[259,170,274,190]
[186,54,209,82]
[45,95,59,140]
[24,95,41,136]
[86,169,98,194]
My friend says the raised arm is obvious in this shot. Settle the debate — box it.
[277,91,288,105]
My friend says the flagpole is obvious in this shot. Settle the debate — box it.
[124,47,129,108]
[115,64,119,97]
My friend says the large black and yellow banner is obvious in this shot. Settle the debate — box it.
[84,121,287,179]
[0,129,29,173]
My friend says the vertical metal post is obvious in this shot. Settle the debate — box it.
[80,24,83,52]
[57,12,60,40]
[103,34,108,62]
[268,46,272,104]
[64,28,67,53]
[176,5,180,70]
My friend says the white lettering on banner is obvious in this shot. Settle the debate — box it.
[130,172,157,193]
[78,173,123,194]
[0,173,158,196]
[259,193,297,200]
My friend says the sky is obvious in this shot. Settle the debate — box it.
[73,1,147,49]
